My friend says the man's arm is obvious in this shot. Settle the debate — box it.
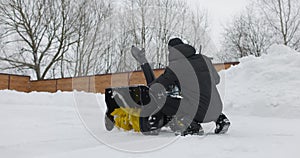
[131,46,156,85]
[141,63,156,85]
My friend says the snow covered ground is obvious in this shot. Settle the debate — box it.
[1,44,300,158]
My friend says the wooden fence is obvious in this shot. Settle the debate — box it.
[28,70,166,93]
[0,74,30,92]
[0,62,239,93]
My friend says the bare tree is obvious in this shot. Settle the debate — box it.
[222,0,300,59]
[153,0,190,68]
[257,0,300,50]
[222,7,272,58]
[119,0,209,69]
[185,8,210,54]
[0,0,77,80]
[223,15,249,58]
[71,0,113,77]
[114,9,137,73]
[244,9,273,56]
[0,0,211,78]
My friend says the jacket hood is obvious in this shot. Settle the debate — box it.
[168,44,196,62]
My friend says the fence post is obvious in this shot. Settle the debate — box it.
[8,75,11,90]
[56,79,58,92]
[88,77,91,92]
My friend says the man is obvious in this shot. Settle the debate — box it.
[130,38,230,136]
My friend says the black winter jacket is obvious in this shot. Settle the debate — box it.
[149,44,223,123]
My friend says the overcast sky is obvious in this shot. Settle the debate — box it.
[186,0,250,49]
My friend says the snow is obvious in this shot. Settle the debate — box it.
[220,44,300,119]
[1,44,300,157]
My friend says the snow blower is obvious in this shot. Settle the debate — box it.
[104,85,151,132]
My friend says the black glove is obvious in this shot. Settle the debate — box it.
[131,46,148,64]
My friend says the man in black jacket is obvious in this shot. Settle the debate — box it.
[131,38,230,136]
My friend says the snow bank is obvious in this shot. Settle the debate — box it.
[0,90,74,107]
[221,44,300,118]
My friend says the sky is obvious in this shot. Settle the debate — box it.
[186,0,250,50]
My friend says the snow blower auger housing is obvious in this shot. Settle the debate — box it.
[104,85,150,132]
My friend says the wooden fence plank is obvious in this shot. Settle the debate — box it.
[57,78,73,92]
[129,71,147,86]
[94,75,112,94]
[30,80,57,93]
[72,77,90,92]
[9,75,30,92]
[0,74,9,90]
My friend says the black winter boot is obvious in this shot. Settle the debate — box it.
[140,114,164,135]
[215,113,231,134]
[170,117,204,136]
[176,121,204,136]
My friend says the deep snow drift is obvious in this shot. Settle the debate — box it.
[221,44,300,119]
[0,44,300,158]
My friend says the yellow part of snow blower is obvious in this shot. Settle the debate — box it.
[105,85,150,132]
[111,108,141,132]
